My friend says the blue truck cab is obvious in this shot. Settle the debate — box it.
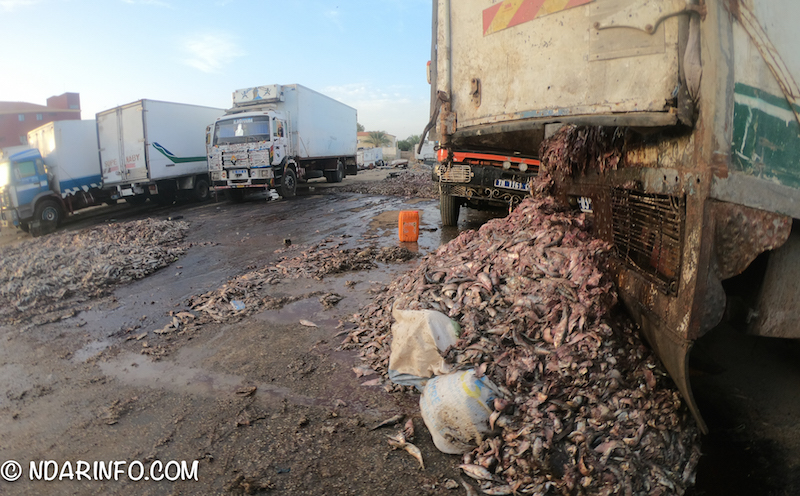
[0,149,63,232]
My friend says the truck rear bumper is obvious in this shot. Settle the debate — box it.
[212,179,273,191]
[435,163,537,205]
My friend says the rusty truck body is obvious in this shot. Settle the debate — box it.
[427,0,800,431]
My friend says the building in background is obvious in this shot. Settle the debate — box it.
[0,93,81,152]
[357,131,398,161]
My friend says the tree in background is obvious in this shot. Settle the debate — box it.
[357,122,365,132]
[364,131,392,148]
[397,134,421,152]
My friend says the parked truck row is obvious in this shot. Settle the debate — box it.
[426,0,800,432]
[0,84,358,233]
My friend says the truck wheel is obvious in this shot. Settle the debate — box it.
[334,161,344,183]
[192,177,210,202]
[326,161,344,183]
[281,168,297,198]
[440,192,460,226]
[35,198,63,226]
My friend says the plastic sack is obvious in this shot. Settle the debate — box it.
[419,369,501,454]
[387,307,460,388]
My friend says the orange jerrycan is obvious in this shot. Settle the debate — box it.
[399,210,420,242]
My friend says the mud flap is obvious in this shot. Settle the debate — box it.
[626,301,707,434]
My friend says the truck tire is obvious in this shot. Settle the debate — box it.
[440,192,460,226]
[34,198,63,227]
[326,161,344,183]
[281,168,297,198]
[192,177,210,202]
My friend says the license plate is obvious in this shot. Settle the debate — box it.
[233,169,247,176]
[494,179,529,191]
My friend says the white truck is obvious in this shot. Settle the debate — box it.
[207,84,358,201]
[427,0,800,432]
[97,99,225,205]
[415,141,437,164]
[357,147,384,169]
[0,120,112,234]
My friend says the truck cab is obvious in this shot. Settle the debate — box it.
[208,109,291,201]
[0,149,61,232]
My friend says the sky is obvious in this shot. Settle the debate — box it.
[0,0,434,140]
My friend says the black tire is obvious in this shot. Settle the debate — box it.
[325,161,344,183]
[35,198,63,226]
[280,168,297,198]
[333,161,344,183]
[192,177,210,202]
[126,195,148,205]
[228,189,246,203]
[440,192,460,226]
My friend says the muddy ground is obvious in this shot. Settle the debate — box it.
[0,169,799,495]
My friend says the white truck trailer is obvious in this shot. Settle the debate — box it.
[97,99,225,205]
[357,147,384,169]
[0,120,111,234]
[207,84,358,201]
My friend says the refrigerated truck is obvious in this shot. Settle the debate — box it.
[207,84,358,201]
[98,99,226,204]
[0,120,111,233]
[426,0,800,432]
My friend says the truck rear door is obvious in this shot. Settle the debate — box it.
[445,0,689,134]
[98,110,123,186]
[98,102,148,185]
[120,102,148,181]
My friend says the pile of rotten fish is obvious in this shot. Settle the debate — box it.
[344,127,700,496]
[0,218,188,325]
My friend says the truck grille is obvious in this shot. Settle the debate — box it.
[611,189,685,294]
[440,164,473,183]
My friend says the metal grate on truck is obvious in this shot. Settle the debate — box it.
[611,189,685,295]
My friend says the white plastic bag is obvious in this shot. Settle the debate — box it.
[387,307,460,388]
[419,369,501,454]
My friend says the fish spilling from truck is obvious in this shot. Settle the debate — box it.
[425,0,800,432]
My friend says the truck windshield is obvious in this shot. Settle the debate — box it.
[214,116,271,145]
[0,161,9,189]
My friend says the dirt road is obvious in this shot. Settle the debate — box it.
[0,170,798,495]
[0,172,504,495]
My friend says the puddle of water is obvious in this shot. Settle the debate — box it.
[72,339,113,363]
[256,298,339,328]
[99,352,321,406]
[368,209,434,232]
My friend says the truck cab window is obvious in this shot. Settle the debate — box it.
[15,161,37,179]
[214,116,271,145]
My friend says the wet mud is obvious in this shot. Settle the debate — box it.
[0,174,797,494]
